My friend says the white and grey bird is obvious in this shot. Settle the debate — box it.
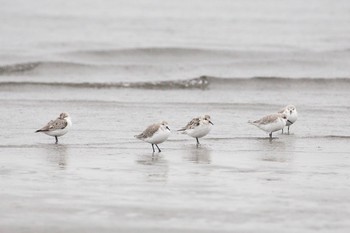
[135,121,171,153]
[178,115,213,146]
[249,113,288,139]
[35,112,72,144]
[278,104,298,134]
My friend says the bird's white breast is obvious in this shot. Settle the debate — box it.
[185,124,212,138]
[286,111,298,126]
[144,128,170,144]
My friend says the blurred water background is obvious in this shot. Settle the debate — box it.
[1,0,350,232]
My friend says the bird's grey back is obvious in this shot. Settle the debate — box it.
[136,123,160,139]
[37,118,68,132]
[179,117,200,131]
[253,114,279,125]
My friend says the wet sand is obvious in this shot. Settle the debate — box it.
[1,84,350,233]
[1,141,349,233]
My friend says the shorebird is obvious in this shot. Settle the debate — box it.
[35,112,72,144]
[135,121,171,153]
[249,113,288,139]
[178,115,213,146]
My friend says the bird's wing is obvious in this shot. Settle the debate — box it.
[136,123,160,139]
[38,118,67,132]
[254,114,278,125]
[178,117,200,131]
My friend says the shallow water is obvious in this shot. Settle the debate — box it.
[1,84,350,232]
[1,0,350,232]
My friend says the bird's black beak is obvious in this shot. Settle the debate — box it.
[166,126,170,131]
[287,120,293,124]
[209,121,214,125]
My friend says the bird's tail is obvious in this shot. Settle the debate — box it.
[134,134,143,139]
[248,120,256,125]
[177,128,187,134]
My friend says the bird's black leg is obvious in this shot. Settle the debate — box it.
[269,133,272,139]
[152,144,155,153]
[196,137,200,147]
[55,136,58,144]
[155,144,161,153]
[288,126,290,134]
[281,128,284,134]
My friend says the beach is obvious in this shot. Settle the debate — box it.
[1,81,350,232]
[1,0,350,232]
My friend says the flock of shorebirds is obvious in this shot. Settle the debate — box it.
[35,105,298,153]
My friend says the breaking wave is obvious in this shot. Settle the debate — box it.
[0,62,41,74]
[1,75,350,90]
[0,76,210,89]
[0,61,93,74]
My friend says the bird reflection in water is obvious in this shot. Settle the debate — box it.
[45,144,68,169]
[136,153,169,182]
[185,146,212,164]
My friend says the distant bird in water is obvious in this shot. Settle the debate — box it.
[135,121,171,153]
[278,104,298,134]
[249,113,288,139]
[35,112,72,144]
[178,115,213,146]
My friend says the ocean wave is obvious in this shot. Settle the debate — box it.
[66,47,233,57]
[0,62,41,74]
[0,76,210,89]
[66,47,350,58]
[215,76,350,82]
[0,61,94,74]
[1,75,350,90]
[199,76,350,91]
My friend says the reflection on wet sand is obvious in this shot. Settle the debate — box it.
[43,144,69,169]
[184,146,212,164]
[256,136,296,162]
[136,153,162,166]
[136,153,169,182]
[261,153,290,163]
